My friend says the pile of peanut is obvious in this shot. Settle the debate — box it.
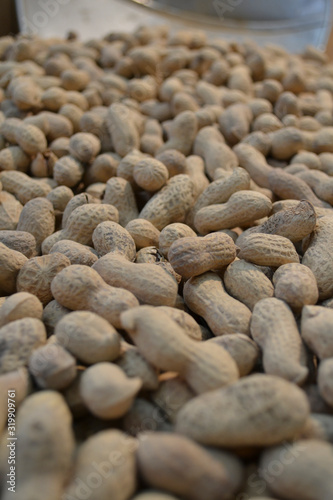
[0,26,333,500]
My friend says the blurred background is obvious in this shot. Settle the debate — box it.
[1,0,333,55]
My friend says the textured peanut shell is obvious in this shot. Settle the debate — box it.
[0,367,30,433]
[238,233,300,267]
[2,391,74,500]
[126,218,160,249]
[0,318,46,374]
[0,292,43,327]
[273,264,319,312]
[17,253,71,305]
[103,176,139,226]
[80,362,142,419]
[42,299,70,336]
[195,190,272,234]
[117,341,159,391]
[92,221,136,260]
[301,306,333,359]
[137,433,235,500]
[175,374,309,447]
[0,230,37,258]
[251,298,308,385]
[29,342,76,390]
[260,440,333,500]
[15,123,47,155]
[224,259,274,311]
[0,170,51,204]
[302,216,333,300]
[61,192,97,228]
[51,264,139,329]
[318,358,333,407]
[63,430,137,500]
[139,174,195,230]
[133,158,169,192]
[107,102,140,157]
[183,272,252,336]
[208,333,260,376]
[50,240,98,266]
[121,306,239,394]
[55,311,120,364]
[17,197,55,252]
[168,233,236,279]
[159,222,196,258]
[151,373,195,423]
[0,191,23,230]
[0,242,28,295]
[234,143,273,188]
[157,306,202,341]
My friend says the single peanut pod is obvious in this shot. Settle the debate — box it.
[133,158,169,192]
[175,374,310,447]
[0,229,37,258]
[184,155,209,199]
[53,155,84,187]
[28,342,76,389]
[301,306,333,359]
[50,240,98,266]
[64,430,137,500]
[183,272,251,336]
[318,359,333,407]
[251,298,308,385]
[234,143,273,189]
[139,174,194,230]
[0,145,30,172]
[107,102,140,157]
[302,216,333,300]
[41,86,68,111]
[0,170,51,204]
[125,219,160,249]
[103,176,139,226]
[2,391,74,500]
[273,264,319,312]
[17,253,71,305]
[224,259,274,311]
[0,292,43,327]
[208,333,259,377]
[0,191,23,230]
[268,168,327,208]
[80,362,142,419]
[238,233,300,267]
[117,340,159,391]
[46,186,73,213]
[189,167,251,225]
[168,233,237,279]
[14,123,47,155]
[0,242,28,295]
[92,221,136,260]
[0,367,30,433]
[61,192,98,228]
[0,318,46,374]
[42,299,70,336]
[219,103,253,146]
[86,152,119,184]
[157,110,197,156]
[93,253,178,307]
[137,433,237,500]
[68,132,101,163]
[195,190,272,234]
[51,264,139,329]
[157,306,202,341]
[121,306,239,394]
[297,169,333,205]
[260,440,333,500]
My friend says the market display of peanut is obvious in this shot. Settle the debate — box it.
[0,25,333,500]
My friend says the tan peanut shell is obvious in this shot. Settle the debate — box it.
[117,340,159,391]
[194,126,238,178]
[50,240,98,266]
[64,430,137,500]
[0,242,28,295]
[126,219,160,249]
[0,318,46,374]
[273,263,319,312]
[157,306,202,341]
[238,233,300,267]
[80,362,142,419]
[183,272,252,336]
[0,191,23,230]
[0,367,30,433]
[139,174,195,230]
[121,306,239,394]
[137,433,237,500]
[93,253,178,307]
[29,342,76,390]
[92,221,136,261]
[159,222,197,258]
[17,197,55,252]
[55,310,120,364]
[0,292,43,327]
[17,252,71,305]
[251,298,309,384]
[175,374,310,447]
[42,299,70,336]
[260,440,333,500]
[301,306,333,359]
[234,143,273,188]
[134,158,169,192]
[2,391,74,500]
[151,373,195,423]
[302,216,333,300]
[318,359,333,407]
[168,232,237,278]
[0,170,51,204]
[0,230,37,258]
[107,102,140,156]
[208,333,260,376]
[103,176,139,226]
[51,264,139,329]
